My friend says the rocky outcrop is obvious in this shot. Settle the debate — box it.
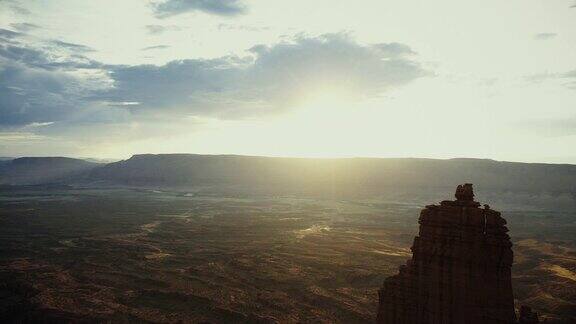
[518,306,539,324]
[377,184,524,324]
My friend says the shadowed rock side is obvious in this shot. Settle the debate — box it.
[377,184,529,324]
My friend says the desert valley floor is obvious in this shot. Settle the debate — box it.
[1,186,575,323]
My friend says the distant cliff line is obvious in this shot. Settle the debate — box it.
[1,154,576,199]
[92,154,576,192]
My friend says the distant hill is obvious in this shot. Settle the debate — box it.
[3,153,575,199]
[90,154,576,196]
[1,154,574,208]
[0,159,13,169]
[0,157,99,185]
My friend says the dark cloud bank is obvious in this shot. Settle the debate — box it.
[105,34,427,117]
[152,0,247,18]
[1,31,428,129]
[0,31,106,127]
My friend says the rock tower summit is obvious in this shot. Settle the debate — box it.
[377,184,518,324]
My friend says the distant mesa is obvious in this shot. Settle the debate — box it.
[0,157,98,185]
[87,154,576,195]
[3,154,576,198]
[377,184,539,324]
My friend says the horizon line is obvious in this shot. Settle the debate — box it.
[4,153,576,166]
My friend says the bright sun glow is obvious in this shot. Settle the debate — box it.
[186,90,399,158]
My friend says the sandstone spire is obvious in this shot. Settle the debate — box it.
[377,184,520,324]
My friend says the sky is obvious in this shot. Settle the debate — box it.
[0,0,575,163]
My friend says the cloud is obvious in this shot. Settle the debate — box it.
[0,28,23,40]
[522,116,576,137]
[562,70,576,89]
[10,23,40,32]
[153,0,246,18]
[372,42,416,57]
[101,56,244,116]
[0,0,31,15]
[0,32,427,135]
[51,40,96,53]
[564,70,576,78]
[0,131,47,142]
[534,33,557,40]
[24,121,54,128]
[0,35,112,128]
[10,5,31,15]
[106,101,141,106]
[141,45,171,51]
[0,60,94,126]
[145,24,183,35]
[0,43,101,70]
[102,33,428,118]
[217,24,270,32]
[524,72,559,83]
[0,30,99,70]
[525,70,576,89]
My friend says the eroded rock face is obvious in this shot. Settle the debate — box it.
[518,306,539,324]
[377,184,517,324]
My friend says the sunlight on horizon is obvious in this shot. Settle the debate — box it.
[5,0,574,164]
[107,91,409,159]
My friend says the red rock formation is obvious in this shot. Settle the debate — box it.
[377,184,518,324]
[518,306,539,324]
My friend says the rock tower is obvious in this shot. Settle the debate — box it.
[377,184,518,324]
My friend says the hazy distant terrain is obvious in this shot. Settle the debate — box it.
[2,154,576,208]
[0,155,575,322]
[0,157,99,186]
[92,154,576,194]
